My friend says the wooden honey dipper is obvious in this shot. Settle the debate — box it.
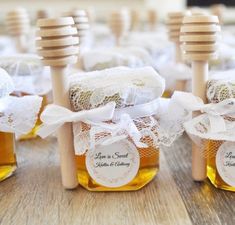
[130,9,139,31]
[63,10,89,68]
[167,11,190,91]
[148,9,158,31]
[36,9,51,20]
[6,8,30,53]
[36,17,79,189]
[180,15,220,181]
[167,12,189,63]
[73,10,90,45]
[211,4,226,24]
[189,7,208,16]
[64,10,90,46]
[109,10,130,46]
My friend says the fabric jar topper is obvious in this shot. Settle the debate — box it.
[0,68,42,135]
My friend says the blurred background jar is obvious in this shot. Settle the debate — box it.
[0,132,17,181]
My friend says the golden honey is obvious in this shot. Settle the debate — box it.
[206,140,235,192]
[0,132,17,181]
[76,146,159,191]
[162,90,172,98]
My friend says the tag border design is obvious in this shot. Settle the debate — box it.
[85,140,140,188]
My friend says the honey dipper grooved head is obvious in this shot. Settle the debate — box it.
[148,9,158,26]
[36,9,50,20]
[63,10,90,41]
[36,17,79,67]
[109,10,130,38]
[6,8,30,36]
[167,11,190,43]
[180,15,220,61]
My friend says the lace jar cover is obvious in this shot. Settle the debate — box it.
[0,71,42,135]
[171,76,235,157]
[0,54,51,96]
[37,66,185,154]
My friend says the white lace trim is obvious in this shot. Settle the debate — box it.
[68,66,188,155]
[37,97,186,155]
[171,91,235,142]
[0,96,42,135]
[72,98,184,155]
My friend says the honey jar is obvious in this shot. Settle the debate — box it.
[69,67,164,191]
[0,132,17,181]
[0,68,42,181]
[206,78,235,191]
[0,54,51,140]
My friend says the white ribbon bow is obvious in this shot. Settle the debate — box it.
[37,102,116,138]
[37,99,161,148]
[172,91,235,139]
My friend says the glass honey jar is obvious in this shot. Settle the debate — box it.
[75,124,160,191]
[0,67,43,182]
[68,67,165,191]
[0,132,17,181]
[207,140,235,192]
[0,93,42,182]
[206,78,235,191]
[0,54,51,140]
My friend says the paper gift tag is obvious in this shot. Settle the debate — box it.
[86,140,140,188]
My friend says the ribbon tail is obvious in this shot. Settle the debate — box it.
[209,115,226,133]
[37,123,62,138]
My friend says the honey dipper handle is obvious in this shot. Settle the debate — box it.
[116,36,121,46]
[175,43,182,63]
[51,67,78,189]
[14,35,27,53]
[192,141,207,181]
[191,61,208,181]
[192,61,208,101]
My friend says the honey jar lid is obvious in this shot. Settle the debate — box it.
[69,66,165,111]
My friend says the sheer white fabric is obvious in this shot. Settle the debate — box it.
[67,67,186,155]
[81,47,153,71]
[171,91,235,142]
[0,68,14,98]
[0,96,42,135]
[0,54,51,95]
